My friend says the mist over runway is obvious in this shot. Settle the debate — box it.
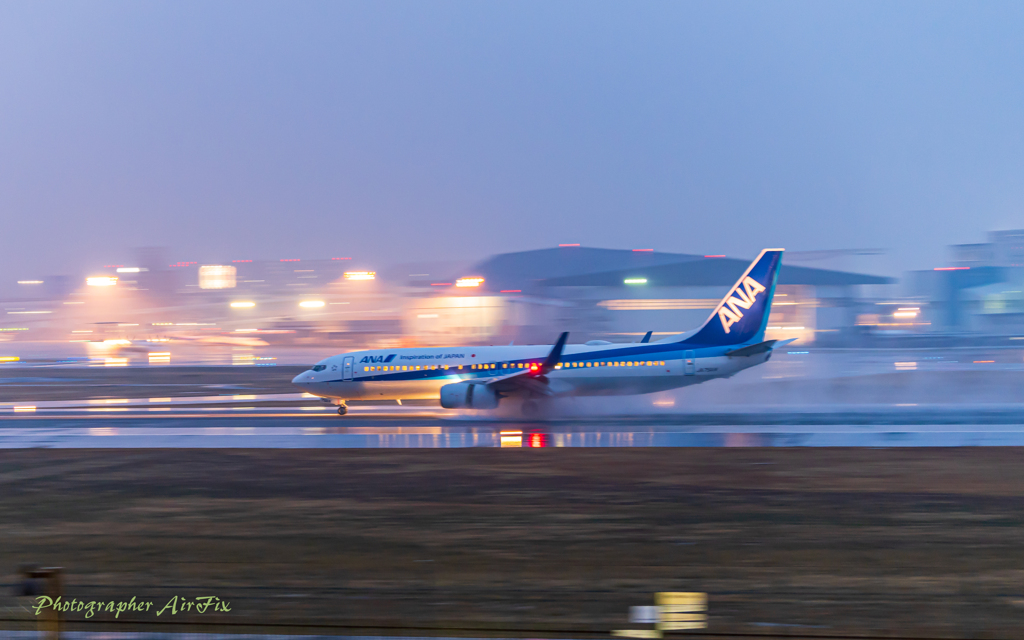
[5,352,1024,448]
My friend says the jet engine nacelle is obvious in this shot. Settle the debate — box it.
[439,382,500,410]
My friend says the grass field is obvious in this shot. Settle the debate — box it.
[2,448,1024,637]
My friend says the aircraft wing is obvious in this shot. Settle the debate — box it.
[463,332,568,396]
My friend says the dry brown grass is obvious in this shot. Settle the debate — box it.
[1,448,1023,637]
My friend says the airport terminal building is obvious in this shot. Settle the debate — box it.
[905,230,1024,334]
[4,245,895,349]
[404,247,893,346]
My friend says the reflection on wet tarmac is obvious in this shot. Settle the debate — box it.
[4,419,1024,448]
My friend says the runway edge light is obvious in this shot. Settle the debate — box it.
[655,592,707,631]
[613,592,706,638]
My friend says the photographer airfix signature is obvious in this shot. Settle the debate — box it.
[32,595,231,618]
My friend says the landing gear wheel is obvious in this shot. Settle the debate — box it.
[521,400,540,419]
[337,405,348,416]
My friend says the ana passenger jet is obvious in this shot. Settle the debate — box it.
[292,249,792,417]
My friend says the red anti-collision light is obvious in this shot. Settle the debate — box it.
[530,364,539,371]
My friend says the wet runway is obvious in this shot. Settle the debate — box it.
[4,404,1024,447]
[4,355,1024,449]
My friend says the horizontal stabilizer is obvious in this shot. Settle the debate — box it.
[725,337,797,357]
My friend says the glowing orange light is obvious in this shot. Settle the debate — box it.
[500,432,522,447]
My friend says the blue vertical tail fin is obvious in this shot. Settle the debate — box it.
[675,249,784,347]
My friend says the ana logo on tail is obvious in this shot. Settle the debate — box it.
[717,276,766,334]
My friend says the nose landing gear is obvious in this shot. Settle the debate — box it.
[336,402,348,416]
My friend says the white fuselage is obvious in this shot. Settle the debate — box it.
[291,342,769,402]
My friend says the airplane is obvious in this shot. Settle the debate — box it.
[292,249,794,417]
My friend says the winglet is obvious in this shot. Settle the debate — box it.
[538,332,569,375]
[639,331,653,343]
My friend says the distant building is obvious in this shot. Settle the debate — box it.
[2,246,898,349]
[404,247,893,345]
[913,229,1024,332]
[950,230,1024,268]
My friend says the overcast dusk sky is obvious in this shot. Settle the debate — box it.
[2,1,1023,288]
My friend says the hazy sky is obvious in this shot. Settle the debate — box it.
[2,1,1023,289]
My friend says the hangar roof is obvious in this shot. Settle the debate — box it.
[469,247,893,291]
[469,247,702,291]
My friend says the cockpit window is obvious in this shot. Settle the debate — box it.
[311,365,327,372]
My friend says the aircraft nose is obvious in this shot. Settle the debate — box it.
[291,372,309,385]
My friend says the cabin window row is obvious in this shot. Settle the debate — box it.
[362,363,503,372]
[555,360,666,368]
[477,360,666,369]
[364,365,451,372]
[363,360,667,373]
